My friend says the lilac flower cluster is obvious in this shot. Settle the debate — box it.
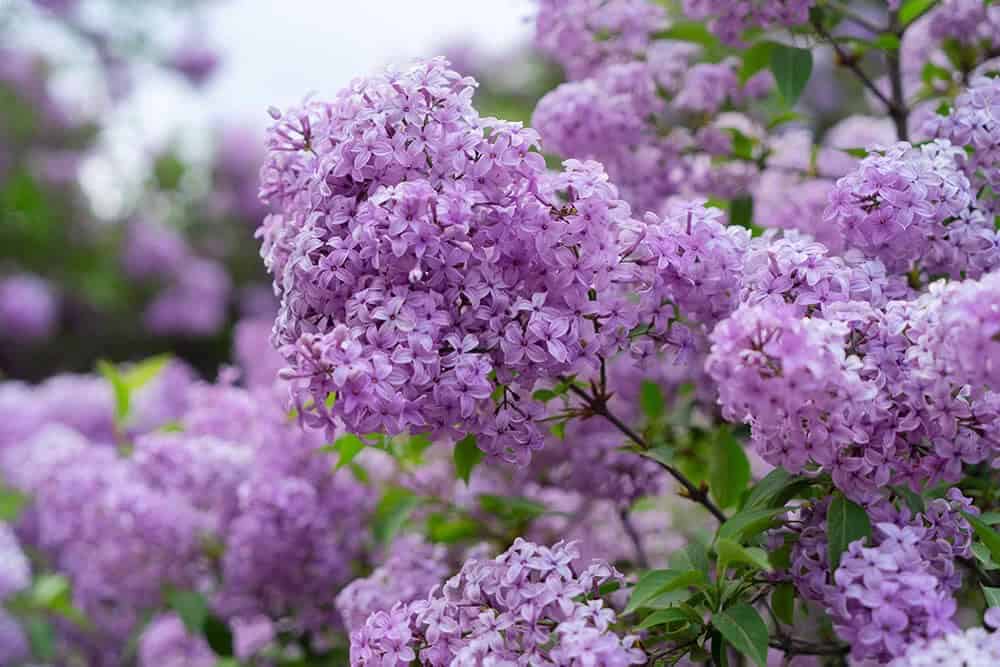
[0,273,58,342]
[925,76,1000,216]
[534,0,667,79]
[260,58,649,464]
[927,0,1000,46]
[681,0,815,45]
[789,491,977,662]
[138,614,215,667]
[349,539,645,665]
[706,301,875,478]
[823,140,990,276]
[931,269,1000,390]
[889,626,1000,666]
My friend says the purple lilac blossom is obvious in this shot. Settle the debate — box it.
[681,0,815,45]
[349,539,645,665]
[0,273,58,341]
[258,58,648,465]
[139,614,216,667]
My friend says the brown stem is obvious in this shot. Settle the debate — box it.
[886,8,910,141]
[618,508,651,569]
[563,381,728,523]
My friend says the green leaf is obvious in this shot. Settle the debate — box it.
[0,483,27,521]
[767,110,804,130]
[638,607,702,632]
[709,428,750,509]
[718,507,785,543]
[827,494,872,571]
[331,434,365,470]
[653,21,720,48]
[204,613,234,656]
[966,512,1000,566]
[716,538,771,574]
[636,446,675,468]
[729,197,754,231]
[26,616,55,660]
[713,603,770,667]
[640,381,665,419]
[97,359,130,424]
[744,469,809,510]
[372,487,422,544]
[669,542,710,574]
[453,434,483,484]
[168,589,208,636]
[893,486,925,514]
[872,33,901,51]
[625,569,707,615]
[772,583,795,625]
[426,513,481,543]
[973,542,1000,570]
[983,585,1000,608]
[770,44,813,107]
[478,494,547,524]
[97,355,171,426]
[899,0,939,26]
[711,629,730,667]
[840,147,869,158]
[740,41,777,84]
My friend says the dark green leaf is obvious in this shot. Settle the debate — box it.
[713,603,770,667]
[740,41,777,84]
[873,33,901,51]
[653,22,720,48]
[827,494,872,571]
[625,569,707,615]
[716,538,771,573]
[478,494,547,524]
[426,513,480,543]
[640,381,665,419]
[669,542,710,574]
[770,44,813,107]
[966,512,1000,566]
[893,486,925,514]
[453,435,483,484]
[638,607,701,631]
[204,614,234,656]
[718,507,785,543]
[745,468,810,510]
[711,629,730,667]
[372,487,422,544]
[983,585,1000,608]
[729,197,754,230]
[772,583,795,625]
[168,589,208,636]
[973,542,1000,570]
[709,428,750,509]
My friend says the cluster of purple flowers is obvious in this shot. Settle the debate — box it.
[789,490,977,663]
[682,0,814,44]
[349,539,645,666]
[0,273,58,342]
[259,58,654,464]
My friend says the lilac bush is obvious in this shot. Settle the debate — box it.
[6,0,1000,666]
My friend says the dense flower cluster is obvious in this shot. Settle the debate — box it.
[681,0,815,44]
[260,58,653,464]
[889,625,1000,666]
[925,76,1000,215]
[534,0,667,78]
[349,539,644,665]
[0,273,58,341]
[0,524,30,664]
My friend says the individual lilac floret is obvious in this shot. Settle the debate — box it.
[888,625,1000,666]
[681,0,814,45]
[348,539,645,666]
[823,140,978,276]
[139,614,216,667]
[0,273,58,341]
[534,0,667,79]
[258,58,645,465]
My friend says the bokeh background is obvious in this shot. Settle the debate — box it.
[0,0,554,380]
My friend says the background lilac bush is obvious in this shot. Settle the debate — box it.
[3,0,1000,665]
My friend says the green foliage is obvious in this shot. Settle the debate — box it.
[712,603,770,667]
[966,512,1000,566]
[372,487,422,545]
[770,44,813,107]
[453,434,483,484]
[827,494,872,571]
[640,380,666,419]
[624,569,708,615]
[97,355,171,427]
[478,494,547,525]
[899,0,940,26]
[708,428,750,509]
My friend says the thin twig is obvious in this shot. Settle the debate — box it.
[618,508,651,569]
[563,381,728,523]
[811,16,899,115]
[885,8,910,140]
